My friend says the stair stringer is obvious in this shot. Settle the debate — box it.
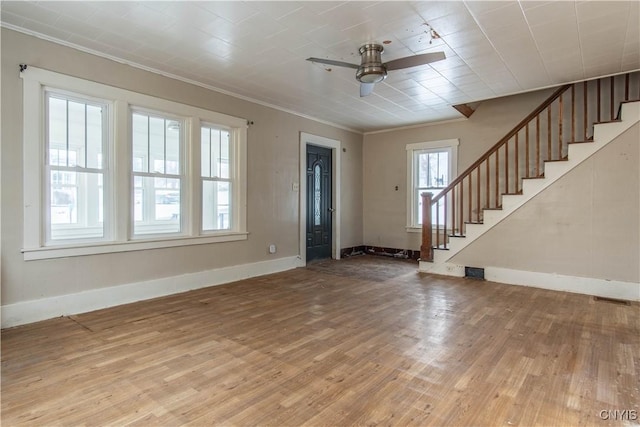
[419,101,640,276]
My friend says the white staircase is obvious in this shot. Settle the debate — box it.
[419,101,640,276]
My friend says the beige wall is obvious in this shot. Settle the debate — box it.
[362,88,554,250]
[0,29,363,305]
[452,123,640,283]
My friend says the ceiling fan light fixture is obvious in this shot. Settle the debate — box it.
[356,67,387,83]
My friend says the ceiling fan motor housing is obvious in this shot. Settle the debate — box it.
[356,44,387,84]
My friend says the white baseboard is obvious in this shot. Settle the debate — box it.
[1,255,302,328]
[418,261,465,277]
[419,262,639,301]
[485,267,640,301]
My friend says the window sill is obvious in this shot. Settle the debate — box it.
[406,226,422,233]
[22,232,249,261]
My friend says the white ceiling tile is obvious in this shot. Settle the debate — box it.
[0,10,27,27]
[519,2,556,11]
[38,1,98,22]
[442,27,488,49]
[306,25,351,48]
[3,2,57,25]
[463,1,513,17]
[451,40,496,61]
[266,29,313,53]
[474,3,528,32]
[17,16,74,42]
[197,2,260,24]
[121,4,173,31]
[339,21,381,46]
[277,5,326,35]
[621,53,640,70]
[54,14,105,40]
[159,3,219,30]
[399,31,446,54]
[249,2,304,20]
[414,1,469,21]
[509,62,551,87]
[523,2,577,27]
[491,35,538,58]
[317,2,373,32]
[530,24,580,52]
[426,10,477,37]
[382,15,436,42]
[363,2,417,26]
[576,1,631,22]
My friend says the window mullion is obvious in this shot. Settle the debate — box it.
[113,99,129,242]
[163,118,167,175]
[84,103,88,168]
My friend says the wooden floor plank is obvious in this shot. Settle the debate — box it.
[2,255,638,426]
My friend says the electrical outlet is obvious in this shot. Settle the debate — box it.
[292,182,299,192]
[269,244,277,254]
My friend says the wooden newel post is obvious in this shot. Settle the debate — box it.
[420,192,434,262]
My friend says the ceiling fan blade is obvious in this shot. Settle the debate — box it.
[384,51,446,71]
[360,82,375,97]
[306,57,359,69]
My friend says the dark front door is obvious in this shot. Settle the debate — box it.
[306,145,332,262]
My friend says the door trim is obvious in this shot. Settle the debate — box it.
[299,132,341,266]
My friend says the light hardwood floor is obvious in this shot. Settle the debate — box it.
[2,256,638,426]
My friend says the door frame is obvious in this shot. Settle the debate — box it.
[299,132,341,266]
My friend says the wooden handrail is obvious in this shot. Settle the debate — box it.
[431,84,572,205]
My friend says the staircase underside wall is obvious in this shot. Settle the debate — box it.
[450,123,639,286]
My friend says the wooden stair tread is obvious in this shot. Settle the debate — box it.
[522,175,545,180]
[544,157,569,163]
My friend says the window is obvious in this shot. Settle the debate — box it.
[132,111,183,236]
[406,139,458,230]
[22,67,247,260]
[46,92,109,243]
[201,125,231,231]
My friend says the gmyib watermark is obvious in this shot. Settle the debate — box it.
[598,409,638,421]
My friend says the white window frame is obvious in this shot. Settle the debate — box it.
[130,108,186,238]
[200,123,234,233]
[22,66,248,261]
[406,139,458,232]
[44,89,112,245]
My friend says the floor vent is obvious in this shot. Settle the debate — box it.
[593,296,631,305]
[465,267,485,280]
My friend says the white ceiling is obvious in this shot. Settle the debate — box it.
[2,1,639,133]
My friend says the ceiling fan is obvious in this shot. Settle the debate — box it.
[307,44,446,97]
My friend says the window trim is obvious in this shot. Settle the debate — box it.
[21,66,248,261]
[406,139,459,232]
